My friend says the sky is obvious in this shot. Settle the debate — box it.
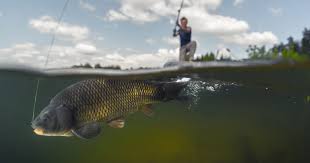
[0,0,309,69]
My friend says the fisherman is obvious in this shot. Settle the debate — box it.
[173,17,197,62]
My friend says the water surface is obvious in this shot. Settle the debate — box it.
[0,62,309,163]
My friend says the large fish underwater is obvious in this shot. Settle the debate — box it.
[31,79,188,139]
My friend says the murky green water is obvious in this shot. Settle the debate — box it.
[0,67,310,163]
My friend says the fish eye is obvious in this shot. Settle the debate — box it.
[43,114,51,122]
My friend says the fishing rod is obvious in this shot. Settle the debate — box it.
[173,0,185,36]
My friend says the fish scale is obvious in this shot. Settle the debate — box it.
[51,79,163,126]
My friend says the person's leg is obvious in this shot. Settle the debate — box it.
[187,41,197,61]
[185,48,191,61]
[179,46,187,61]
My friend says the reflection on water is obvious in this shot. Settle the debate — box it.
[0,68,309,163]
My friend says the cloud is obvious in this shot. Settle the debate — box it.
[97,36,104,41]
[29,16,90,41]
[104,0,278,47]
[0,43,39,57]
[79,0,96,12]
[90,48,179,68]
[269,7,283,16]
[1,1,280,68]
[181,6,249,34]
[221,32,279,46]
[216,48,233,60]
[105,0,249,35]
[162,37,179,46]
[0,43,41,65]
[0,12,3,17]
[146,38,156,45]
[106,10,129,21]
[105,0,223,23]
[0,42,97,67]
[233,0,244,6]
[75,43,97,55]
[0,42,179,69]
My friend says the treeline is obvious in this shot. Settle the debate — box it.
[72,63,121,70]
[247,28,310,61]
[193,52,232,62]
[194,50,232,62]
[196,27,310,62]
[194,52,216,62]
[71,63,156,70]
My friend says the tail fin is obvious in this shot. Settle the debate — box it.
[161,81,188,101]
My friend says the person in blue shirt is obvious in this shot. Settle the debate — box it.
[173,17,197,61]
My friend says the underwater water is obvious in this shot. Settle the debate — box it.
[0,63,310,163]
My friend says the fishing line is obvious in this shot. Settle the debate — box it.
[32,80,41,120]
[32,0,71,121]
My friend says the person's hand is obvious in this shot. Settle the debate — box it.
[173,28,177,37]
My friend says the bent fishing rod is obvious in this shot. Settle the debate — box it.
[173,0,185,36]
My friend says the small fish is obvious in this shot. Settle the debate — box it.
[31,79,188,139]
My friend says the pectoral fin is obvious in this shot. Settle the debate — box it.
[108,118,125,129]
[141,104,154,117]
[72,123,101,140]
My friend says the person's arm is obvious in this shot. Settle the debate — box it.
[173,21,181,37]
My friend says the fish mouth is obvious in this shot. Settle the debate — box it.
[33,128,45,136]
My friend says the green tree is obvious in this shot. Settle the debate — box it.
[247,45,280,60]
[83,63,93,68]
[202,52,216,61]
[287,36,300,52]
[270,45,280,58]
[194,52,216,62]
[247,45,268,59]
[94,64,102,69]
[302,28,310,56]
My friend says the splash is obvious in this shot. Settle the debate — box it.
[182,79,240,110]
